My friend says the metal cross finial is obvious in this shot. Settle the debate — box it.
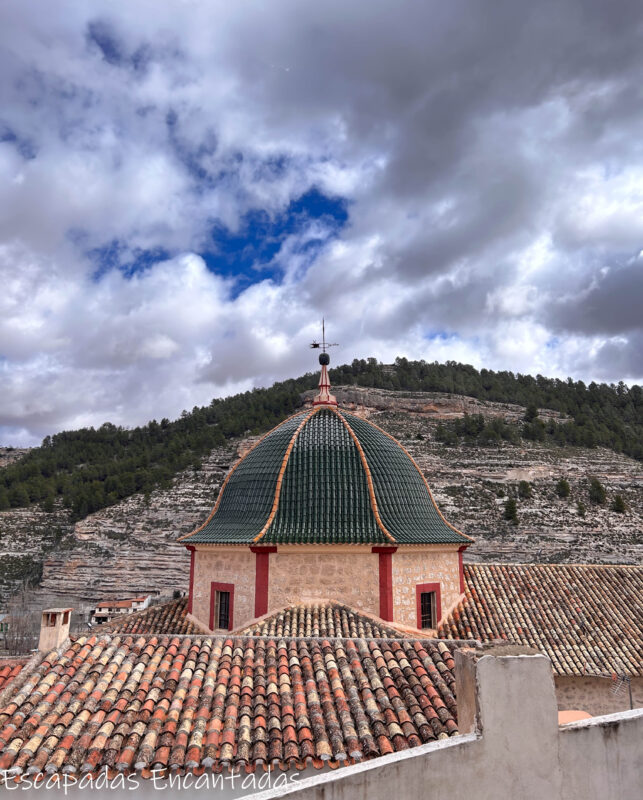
[309,318,339,353]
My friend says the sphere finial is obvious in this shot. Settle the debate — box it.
[310,318,338,406]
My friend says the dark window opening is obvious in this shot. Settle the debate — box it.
[420,592,436,629]
[215,591,231,630]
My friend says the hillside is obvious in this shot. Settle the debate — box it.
[1,383,640,612]
[1,360,640,526]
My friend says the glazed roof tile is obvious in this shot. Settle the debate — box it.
[181,407,468,546]
[438,564,643,677]
[0,633,459,778]
[234,603,406,639]
[93,599,207,636]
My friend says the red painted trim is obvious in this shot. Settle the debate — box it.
[372,546,397,621]
[379,552,394,621]
[458,546,468,594]
[209,581,235,631]
[416,582,442,630]
[186,546,195,614]
[250,546,278,553]
[253,550,272,617]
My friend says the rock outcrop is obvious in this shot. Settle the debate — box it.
[1,387,640,610]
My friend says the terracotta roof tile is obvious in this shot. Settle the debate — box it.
[235,602,406,639]
[0,663,24,694]
[0,633,458,777]
[93,599,207,636]
[438,564,643,676]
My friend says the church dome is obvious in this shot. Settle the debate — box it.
[181,405,470,546]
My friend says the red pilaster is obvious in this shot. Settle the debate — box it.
[373,546,397,621]
[458,545,468,594]
[186,546,195,614]
[251,546,277,618]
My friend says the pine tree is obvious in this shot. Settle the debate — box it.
[555,478,570,498]
[518,480,533,499]
[524,404,538,422]
[588,477,606,505]
[611,495,626,513]
[0,487,9,511]
[9,485,30,508]
[504,497,518,524]
[576,500,586,517]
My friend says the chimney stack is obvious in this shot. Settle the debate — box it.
[38,608,72,652]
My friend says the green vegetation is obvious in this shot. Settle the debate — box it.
[576,500,587,517]
[504,497,518,524]
[611,495,626,514]
[436,415,519,446]
[555,478,571,498]
[518,480,533,499]
[0,358,641,521]
[524,404,539,422]
[588,477,607,505]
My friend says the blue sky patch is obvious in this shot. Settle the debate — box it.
[87,20,123,65]
[202,188,349,295]
[0,121,36,159]
[88,241,171,281]
[82,188,348,291]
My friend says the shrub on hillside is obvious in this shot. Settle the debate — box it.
[588,477,607,505]
[555,478,570,498]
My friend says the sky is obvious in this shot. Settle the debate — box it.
[1,1,643,446]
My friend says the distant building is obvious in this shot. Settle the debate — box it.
[90,595,150,625]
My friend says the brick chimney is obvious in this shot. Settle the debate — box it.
[38,608,72,652]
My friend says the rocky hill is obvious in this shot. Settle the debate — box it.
[0,387,640,611]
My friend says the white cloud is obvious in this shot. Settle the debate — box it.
[1,0,642,445]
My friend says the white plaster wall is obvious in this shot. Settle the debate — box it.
[251,654,643,800]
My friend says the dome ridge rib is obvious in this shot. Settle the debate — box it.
[347,413,474,543]
[332,408,397,544]
[178,408,312,543]
[252,406,321,544]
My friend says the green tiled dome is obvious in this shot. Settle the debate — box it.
[182,407,470,545]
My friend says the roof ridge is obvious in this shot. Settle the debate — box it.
[253,406,321,543]
[333,408,396,543]
[465,562,642,569]
[178,408,309,543]
[342,410,473,543]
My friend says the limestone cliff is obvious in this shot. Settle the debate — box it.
[1,388,640,610]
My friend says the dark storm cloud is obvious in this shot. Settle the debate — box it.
[545,260,643,336]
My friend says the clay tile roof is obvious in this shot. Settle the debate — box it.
[438,564,643,677]
[0,662,25,693]
[0,633,459,777]
[235,602,407,639]
[93,598,208,636]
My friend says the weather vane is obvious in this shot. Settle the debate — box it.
[310,318,338,406]
[309,318,338,355]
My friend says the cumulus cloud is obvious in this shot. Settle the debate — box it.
[1,0,643,444]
